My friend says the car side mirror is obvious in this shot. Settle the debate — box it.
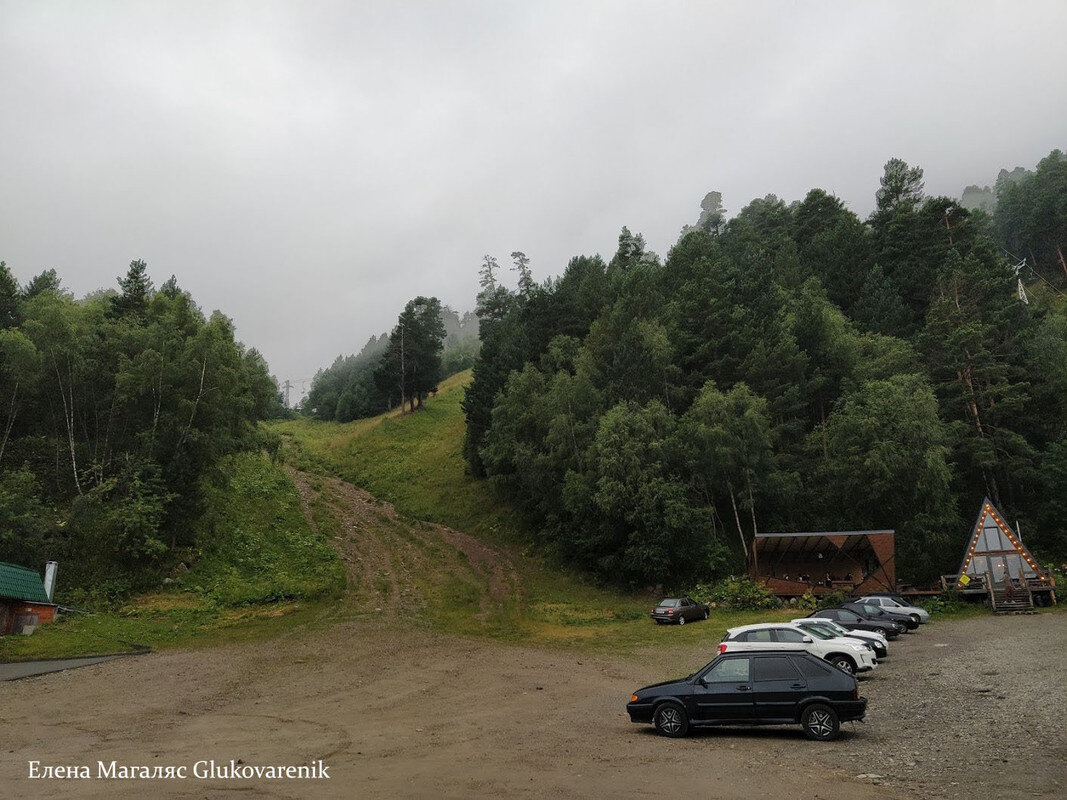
[802,636,813,643]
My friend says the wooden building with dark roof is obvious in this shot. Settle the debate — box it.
[751,530,896,597]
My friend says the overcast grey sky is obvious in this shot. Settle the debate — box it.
[2,1,1065,391]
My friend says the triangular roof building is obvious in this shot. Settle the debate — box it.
[954,498,1048,588]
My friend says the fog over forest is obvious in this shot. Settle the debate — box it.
[2,1,1065,394]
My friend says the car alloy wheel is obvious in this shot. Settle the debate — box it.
[802,704,840,741]
[831,656,855,675]
[654,704,689,738]
[677,616,686,625]
[703,609,709,620]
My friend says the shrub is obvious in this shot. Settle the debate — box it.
[690,575,782,610]
[60,579,136,611]
[916,590,966,614]
[0,468,54,568]
[186,452,345,606]
[818,590,848,609]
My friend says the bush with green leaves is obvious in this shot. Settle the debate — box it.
[817,590,848,609]
[182,452,345,606]
[690,576,782,611]
[916,590,967,615]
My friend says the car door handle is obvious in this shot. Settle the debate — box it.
[737,685,751,691]
[791,683,805,689]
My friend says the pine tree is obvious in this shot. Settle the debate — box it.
[0,262,20,330]
[479,255,500,290]
[921,243,1037,508]
[511,251,535,297]
[374,297,446,412]
[21,269,61,299]
[111,260,153,318]
[872,158,925,227]
[852,264,912,336]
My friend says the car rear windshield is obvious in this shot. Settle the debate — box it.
[657,599,679,607]
[794,657,832,678]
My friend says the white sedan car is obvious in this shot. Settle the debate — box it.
[856,595,930,624]
[719,622,878,675]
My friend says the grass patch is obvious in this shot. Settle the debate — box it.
[1,452,345,662]
[183,451,345,605]
[272,370,523,545]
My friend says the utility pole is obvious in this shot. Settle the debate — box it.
[282,379,292,409]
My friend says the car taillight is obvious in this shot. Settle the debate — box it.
[853,686,859,700]
[718,643,728,654]
[668,609,674,615]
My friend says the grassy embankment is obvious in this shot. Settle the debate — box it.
[275,369,980,653]
[0,452,345,662]
[276,370,1066,647]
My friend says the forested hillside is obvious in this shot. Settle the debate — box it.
[463,154,1067,587]
[0,261,284,598]
[303,303,479,421]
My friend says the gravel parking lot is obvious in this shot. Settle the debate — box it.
[829,612,1066,799]
[0,610,1063,799]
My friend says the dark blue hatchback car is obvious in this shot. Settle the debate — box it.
[626,649,867,741]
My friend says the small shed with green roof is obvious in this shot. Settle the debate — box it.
[0,561,57,636]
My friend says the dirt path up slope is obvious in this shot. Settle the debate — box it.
[287,468,519,622]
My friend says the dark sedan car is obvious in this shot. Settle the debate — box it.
[626,649,867,741]
[806,608,901,639]
[843,601,917,631]
[651,597,710,625]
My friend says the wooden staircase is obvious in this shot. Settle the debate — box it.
[990,582,1034,614]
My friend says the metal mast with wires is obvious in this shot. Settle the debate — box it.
[1012,258,1029,304]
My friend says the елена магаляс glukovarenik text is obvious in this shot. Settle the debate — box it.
[27,760,331,780]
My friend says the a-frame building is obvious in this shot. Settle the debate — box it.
[952,498,1055,607]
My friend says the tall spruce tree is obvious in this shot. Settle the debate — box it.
[0,262,21,330]
[374,296,446,412]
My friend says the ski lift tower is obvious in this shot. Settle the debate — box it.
[1013,258,1029,304]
